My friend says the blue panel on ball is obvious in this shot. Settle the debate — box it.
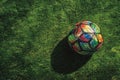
[84,33,92,40]
[80,33,92,42]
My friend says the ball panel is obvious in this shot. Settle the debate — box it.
[96,34,103,43]
[79,33,92,42]
[72,42,81,52]
[74,26,82,37]
[96,42,103,49]
[80,42,91,50]
[90,35,98,48]
[68,33,77,43]
[82,21,92,25]
[91,23,100,33]
[81,24,94,33]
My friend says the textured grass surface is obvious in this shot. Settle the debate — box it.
[0,0,120,80]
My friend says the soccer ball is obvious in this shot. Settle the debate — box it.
[68,21,103,55]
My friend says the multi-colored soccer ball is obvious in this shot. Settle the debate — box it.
[68,21,103,55]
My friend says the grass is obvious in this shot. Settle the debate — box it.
[0,0,120,80]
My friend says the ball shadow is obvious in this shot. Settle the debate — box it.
[51,36,93,74]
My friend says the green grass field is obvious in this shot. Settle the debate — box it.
[0,0,120,80]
